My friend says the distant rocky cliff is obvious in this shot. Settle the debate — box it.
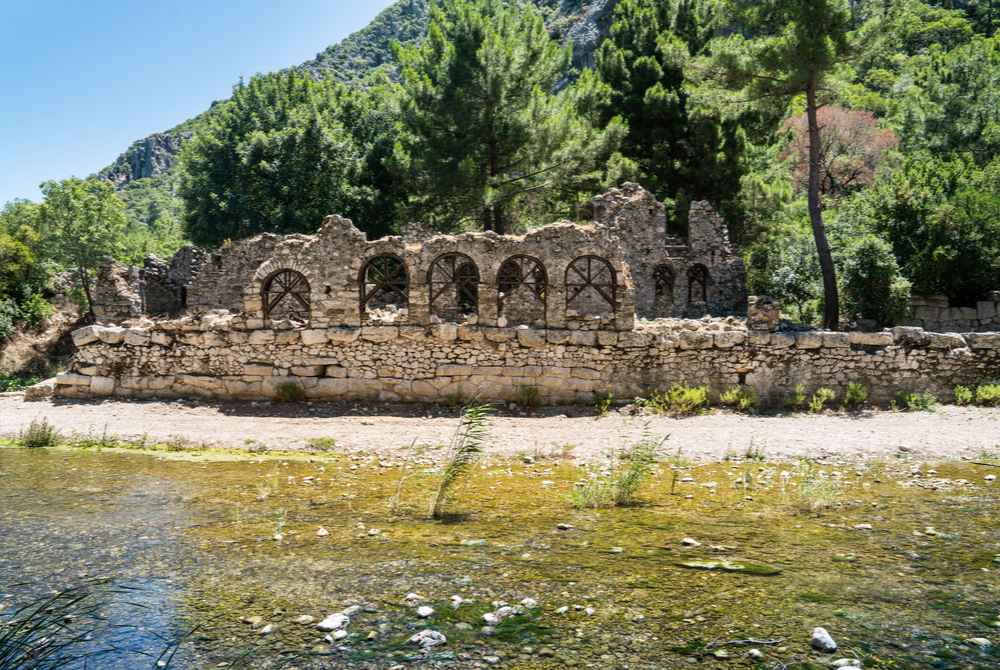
[101,132,192,190]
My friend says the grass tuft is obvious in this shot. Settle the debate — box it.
[14,418,60,448]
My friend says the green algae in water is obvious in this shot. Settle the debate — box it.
[678,559,782,575]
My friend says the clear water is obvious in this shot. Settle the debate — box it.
[1,447,998,669]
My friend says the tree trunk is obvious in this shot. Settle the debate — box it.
[79,265,94,317]
[493,201,505,235]
[806,82,840,330]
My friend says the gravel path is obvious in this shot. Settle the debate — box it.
[2,393,999,462]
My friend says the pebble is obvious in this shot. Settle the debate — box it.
[316,613,350,632]
[417,606,435,618]
[854,524,872,530]
[258,624,275,634]
[831,660,861,668]
[584,607,595,616]
[520,598,538,609]
[404,593,425,605]
[555,606,569,614]
[610,546,624,553]
[294,615,315,625]
[342,605,361,616]
[557,523,574,531]
[812,627,838,653]
[324,629,347,641]
[495,606,514,618]
[682,538,701,547]
[681,477,694,482]
[966,637,992,647]
[316,527,328,537]
[483,613,500,625]
[272,533,283,541]
[986,475,997,482]
[748,649,763,659]
[409,630,447,648]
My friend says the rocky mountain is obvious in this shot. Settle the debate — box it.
[99,0,621,194]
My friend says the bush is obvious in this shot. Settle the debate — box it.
[275,382,305,402]
[719,385,761,412]
[893,390,938,412]
[639,383,710,415]
[974,383,1000,407]
[784,383,807,408]
[808,388,836,413]
[954,384,974,406]
[15,417,61,448]
[844,382,868,410]
[514,385,540,408]
[840,234,913,326]
[18,294,53,328]
[0,300,17,342]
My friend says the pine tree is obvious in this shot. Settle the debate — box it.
[392,0,625,234]
[699,0,905,330]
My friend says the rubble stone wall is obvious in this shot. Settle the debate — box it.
[56,321,1000,405]
[905,292,1000,333]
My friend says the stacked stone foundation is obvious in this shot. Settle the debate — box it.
[55,323,1000,405]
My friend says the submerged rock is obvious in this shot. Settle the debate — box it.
[812,627,838,653]
[678,559,781,576]
[417,606,435,618]
[316,613,350,632]
[682,538,701,547]
[409,630,447,648]
[966,637,991,647]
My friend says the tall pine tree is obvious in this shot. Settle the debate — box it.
[392,0,625,234]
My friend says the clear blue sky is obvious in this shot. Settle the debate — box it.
[0,0,397,206]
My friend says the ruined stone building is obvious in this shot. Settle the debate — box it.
[93,183,747,329]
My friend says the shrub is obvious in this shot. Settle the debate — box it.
[844,382,868,410]
[0,300,17,342]
[808,388,836,413]
[784,383,807,408]
[720,385,761,412]
[840,234,913,326]
[15,417,61,448]
[275,382,305,402]
[954,385,974,406]
[640,382,710,415]
[974,383,1000,407]
[893,390,938,412]
[594,390,616,415]
[514,385,540,408]
[18,293,53,328]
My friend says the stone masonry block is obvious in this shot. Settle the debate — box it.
[618,332,655,347]
[438,365,473,376]
[244,364,274,376]
[97,327,125,344]
[362,326,398,343]
[484,327,516,342]
[679,331,713,350]
[748,330,771,346]
[713,331,746,348]
[794,332,824,349]
[822,333,852,348]
[569,330,596,346]
[291,366,325,376]
[769,332,795,349]
[300,329,328,346]
[275,331,300,345]
[959,307,979,321]
[306,379,349,398]
[517,329,547,347]
[90,376,115,395]
[546,329,571,345]
[596,331,618,346]
[929,333,967,349]
[850,332,893,346]
[430,324,458,341]
[248,330,275,345]
[977,301,997,320]
[915,306,940,321]
[71,326,100,346]
[965,333,1000,349]
[56,372,91,386]
[327,327,360,344]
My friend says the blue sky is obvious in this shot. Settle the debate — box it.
[0,0,397,205]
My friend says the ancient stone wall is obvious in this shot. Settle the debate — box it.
[905,292,1000,333]
[92,258,142,322]
[57,319,1000,405]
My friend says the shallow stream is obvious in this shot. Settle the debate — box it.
[1,445,998,669]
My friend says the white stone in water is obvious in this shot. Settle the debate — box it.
[259,624,275,634]
[748,649,763,659]
[812,627,838,653]
[404,593,425,605]
[556,523,574,531]
[341,606,361,616]
[555,606,569,614]
[986,475,997,482]
[317,613,350,632]
[831,660,862,668]
[682,538,701,547]
[409,630,447,648]
[520,598,538,609]
[966,637,992,647]
[316,527,328,537]
[482,613,500,626]
[585,608,595,616]
[417,606,435,618]
[329,629,348,641]
[495,606,514,618]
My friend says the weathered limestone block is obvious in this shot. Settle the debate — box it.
[941,307,962,322]
[748,330,771,346]
[438,365,472,377]
[24,379,54,399]
[794,332,823,349]
[90,376,115,395]
[56,372,91,386]
[348,378,382,396]
[97,327,126,344]
[569,330,596,346]
[275,331,300,345]
[301,329,328,346]
[850,332,893,346]
[249,330,275,345]
[72,326,101,346]
[484,327,516,342]
[929,333,967,349]
[572,367,601,380]
[327,327,360,344]
[978,301,998,320]
[959,307,979,321]
[291,365,325,376]
[398,326,428,341]
[618,332,655,347]
[263,376,302,397]
[362,326,398,343]
[822,333,852,348]
[226,381,262,396]
[458,326,485,341]
[325,366,347,378]
[430,324,458,341]
[244,364,274,376]
[151,331,173,346]
[769,332,795,349]
[654,334,679,348]
[915,306,940,321]
[202,332,225,347]
[121,376,147,390]
[546,329,571,345]
[517,329,547,347]
[713,331,746,348]
[177,332,202,346]
[596,331,618,346]
[679,331,713,350]
[179,375,223,391]
[965,332,1000,349]
[123,329,150,346]
[746,296,781,332]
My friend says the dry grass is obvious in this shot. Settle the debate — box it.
[0,300,81,384]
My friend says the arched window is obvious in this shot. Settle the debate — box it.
[654,264,675,297]
[497,255,547,326]
[262,269,310,323]
[360,254,408,319]
[688,264,709,303]
[430,253,480,322]
[566,256,616,314]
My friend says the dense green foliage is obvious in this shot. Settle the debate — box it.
[393,0,625,233]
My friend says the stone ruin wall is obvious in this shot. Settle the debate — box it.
[904,292,1000,333]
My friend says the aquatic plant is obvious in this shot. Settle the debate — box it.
[719,384,760,413]
[255,467,280,501]
[13,418,60,449]
[571,426,667,508]
[431,403,495,519]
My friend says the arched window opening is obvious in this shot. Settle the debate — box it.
[688,264,709,303]
[565,256,616,315]
[360,254,409,321]
[654,264,675,297]
[262,269,310,324]
[430,253,480,322]
[497,255,547,326]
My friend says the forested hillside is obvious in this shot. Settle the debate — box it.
[4,0,1000,361]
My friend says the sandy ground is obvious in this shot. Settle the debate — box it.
[2,392,999,462]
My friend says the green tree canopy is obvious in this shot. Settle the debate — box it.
[37,178,133,313]
[178,71,400,249]
[392,0,625,234]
